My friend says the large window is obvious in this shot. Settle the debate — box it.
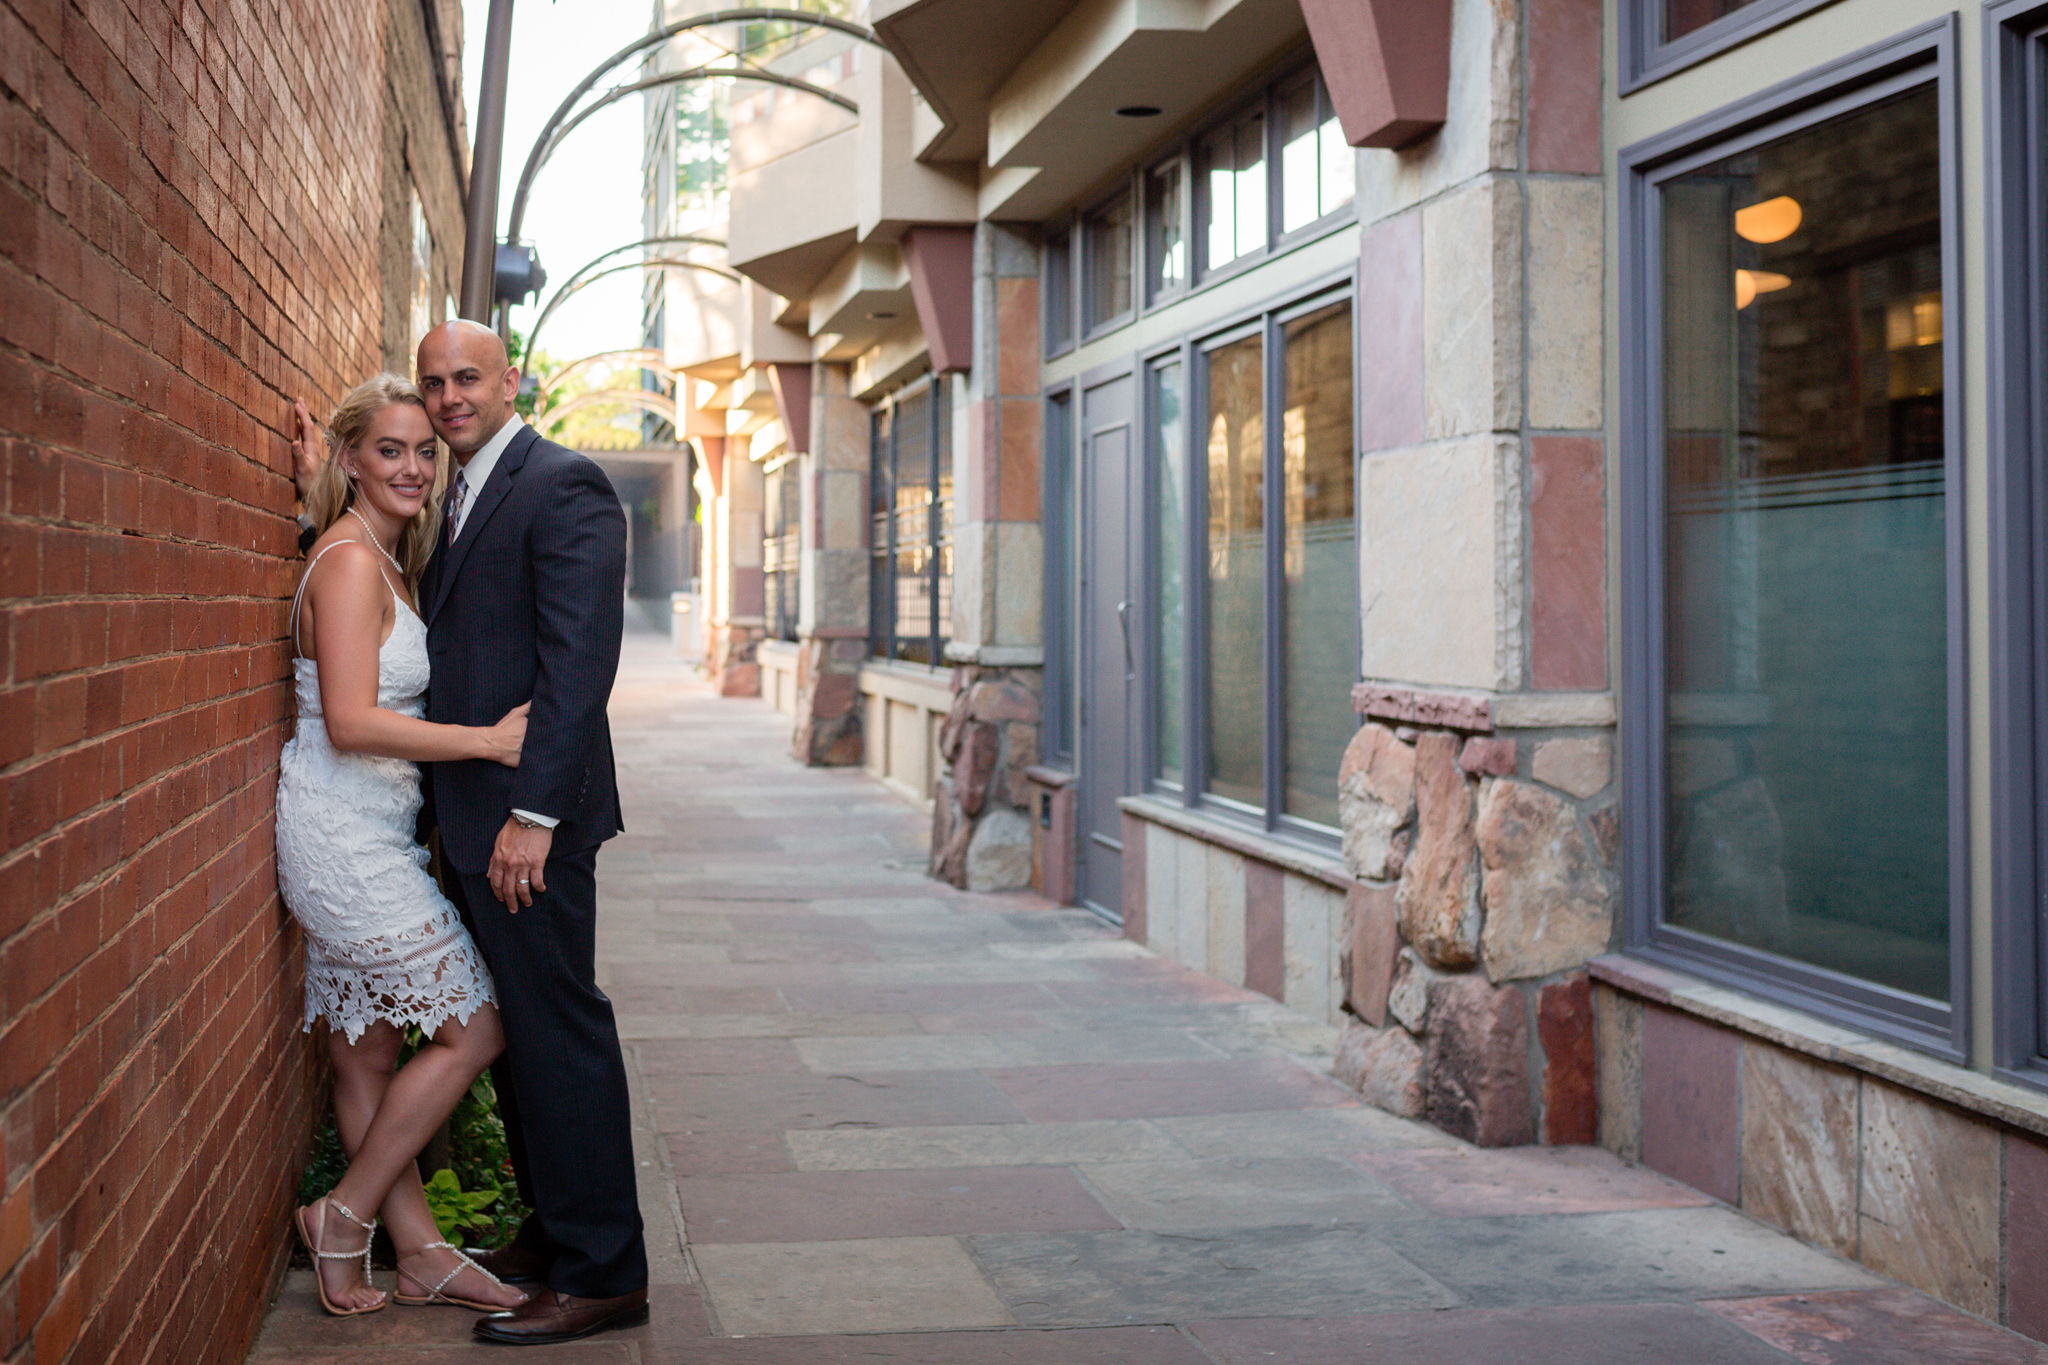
[764,456,800,642]
[1988,0,2048,1087]
[1153,295,1357,836]
[1041,58,1355,342]
[1194,67,1352,280]
[869,379,952,665]
[1622,33,1963,1053]
[1082,189,1135,334]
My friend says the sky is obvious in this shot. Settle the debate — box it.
[461,0,657,365]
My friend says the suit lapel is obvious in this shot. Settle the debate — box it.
[426,424,537,626]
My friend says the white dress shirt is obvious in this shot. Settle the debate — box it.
[448,412,523,541]
[449,415,558,832]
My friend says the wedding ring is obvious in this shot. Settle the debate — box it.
[518,877,530,884]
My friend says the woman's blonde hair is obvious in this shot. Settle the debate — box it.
[301,373,446,583]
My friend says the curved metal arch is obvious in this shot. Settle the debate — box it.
[507,33,868,242]
[528,256,744,360]
[549,236,728,307]
[538,348,674,403]
[541,388,682,438]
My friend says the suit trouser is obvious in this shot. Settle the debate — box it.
[448,846,648,1298]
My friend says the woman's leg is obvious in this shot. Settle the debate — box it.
[313,1020,405,1311]
[326,1007,524,1308]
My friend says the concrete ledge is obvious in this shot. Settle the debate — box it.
[1118,796,1352,894]
[858,660,955,709]
[943,643,1046,666]
[758,640,800,663]
[1591,953,2048,1139]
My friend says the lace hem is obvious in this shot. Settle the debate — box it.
[303,950,496,1044]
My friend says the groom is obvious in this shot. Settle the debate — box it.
[413,321,647,1344]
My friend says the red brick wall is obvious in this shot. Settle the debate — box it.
[0,3,458,1361]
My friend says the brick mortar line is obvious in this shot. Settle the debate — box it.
[0,682,292,784]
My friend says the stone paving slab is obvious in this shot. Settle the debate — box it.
[965,1225,1459,1325]
[249,638,2048,1362]
[1373,1206,1889,1307]
[1189,1302,1801,1364]
[675,1165,1121,1242]
[1074,1155,1418,1232]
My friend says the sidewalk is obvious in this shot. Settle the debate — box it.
[249,632,2047,1363]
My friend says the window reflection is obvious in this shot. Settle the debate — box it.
[1660,85,1948,1000]
[1146,161,1185,301]
[1205,334,1265,806]
[1665,0,1762,42]
[1278,72,1354,235]
[1281,302,1355,827]
[1201,109,1267,271]
[1083,190,1134,329]
[1153,362,1186,785]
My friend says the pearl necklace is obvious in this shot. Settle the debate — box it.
[349,508,405,575]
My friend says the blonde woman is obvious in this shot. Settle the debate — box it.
[277,375,530,1316]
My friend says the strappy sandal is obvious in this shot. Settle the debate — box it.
[293,1196,387,1316]
[393,1241,526,1311]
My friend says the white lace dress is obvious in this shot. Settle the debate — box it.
[275,543,495,1042]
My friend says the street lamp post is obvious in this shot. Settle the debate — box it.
[460,0,516,321]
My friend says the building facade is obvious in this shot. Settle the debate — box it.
[0,2,469,1360]
[652,0,2048,1338]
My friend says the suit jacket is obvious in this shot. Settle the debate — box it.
[420,423,626,874]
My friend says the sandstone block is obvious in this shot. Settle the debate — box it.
[1425,974,1532,1147]
[1396,732,1481,969]
[1359,435,1524,691]
[938,686,973,762]
[1740,1043,1857,1257]
[1537,973,1595,1144]
[1476,779,1612,982]
[1387,947,1443,1033]
[965,807,1033,892]
[1334,1018,1425,1119]
[1459,736,1516,776]
[1588,804,1618,866]
[1527,178,1605,431]
[1347,883,1401,1026]
[1339,723,1417,881]
[1532,736,1610,797]
[969,678,1039,723]
[952,721,999,817]
[1000,721,1039,807]
[930,776,969,887]
[1594,982,1642,1161]
[1860,1080,2001,1318]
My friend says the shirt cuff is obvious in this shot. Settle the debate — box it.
[510,808,560,829]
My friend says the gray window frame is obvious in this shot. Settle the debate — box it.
[1987,0,2048,1091]
[867,374,952,667]
[1620,0,1847,93]
[1143,274,1361,849]
[1042,383,1079,765]
[1080,179,1140,341]
[1043,221,1075,359]
[1616,17,1969,1060]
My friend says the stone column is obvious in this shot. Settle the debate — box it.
[929,222,1044,892]
[1331,0,1615,1147]
[789,362,871,764]
[700,432,765,696]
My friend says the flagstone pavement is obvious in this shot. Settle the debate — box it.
[250,627,2048,1363]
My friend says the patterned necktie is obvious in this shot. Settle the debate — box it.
[444,470,467,548]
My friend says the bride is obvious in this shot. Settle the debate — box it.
[277,374,531,1316]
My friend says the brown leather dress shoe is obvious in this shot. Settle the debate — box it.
[468,1242,551,1286]
[472,1287,649,1344]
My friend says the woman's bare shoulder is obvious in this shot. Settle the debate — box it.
[301,534,387,597]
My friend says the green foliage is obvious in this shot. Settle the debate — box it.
[422,1167,499,1247]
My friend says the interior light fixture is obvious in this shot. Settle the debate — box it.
[1734,269,1792,309]
[1734,196,1803,244]
[1116,105,1163,118]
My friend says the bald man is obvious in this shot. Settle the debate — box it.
[413,321,646,1344]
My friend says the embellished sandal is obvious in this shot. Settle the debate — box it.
[293,1196,387,1316]
[393,1240,527,1311]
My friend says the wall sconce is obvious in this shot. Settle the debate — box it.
[1735,270,1791,309]
[1735,196,1803,244]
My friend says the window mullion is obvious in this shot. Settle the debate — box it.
[1263,310,1284,828]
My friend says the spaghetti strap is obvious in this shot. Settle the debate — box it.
[290,540,353,659]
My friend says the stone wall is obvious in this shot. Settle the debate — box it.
[0,2,466,1361]
[930,667,1040,892]
[1332,691,1615,1145]
[1594,967,2048,1344]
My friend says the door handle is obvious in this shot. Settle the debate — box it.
[1116,600,1134,682]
